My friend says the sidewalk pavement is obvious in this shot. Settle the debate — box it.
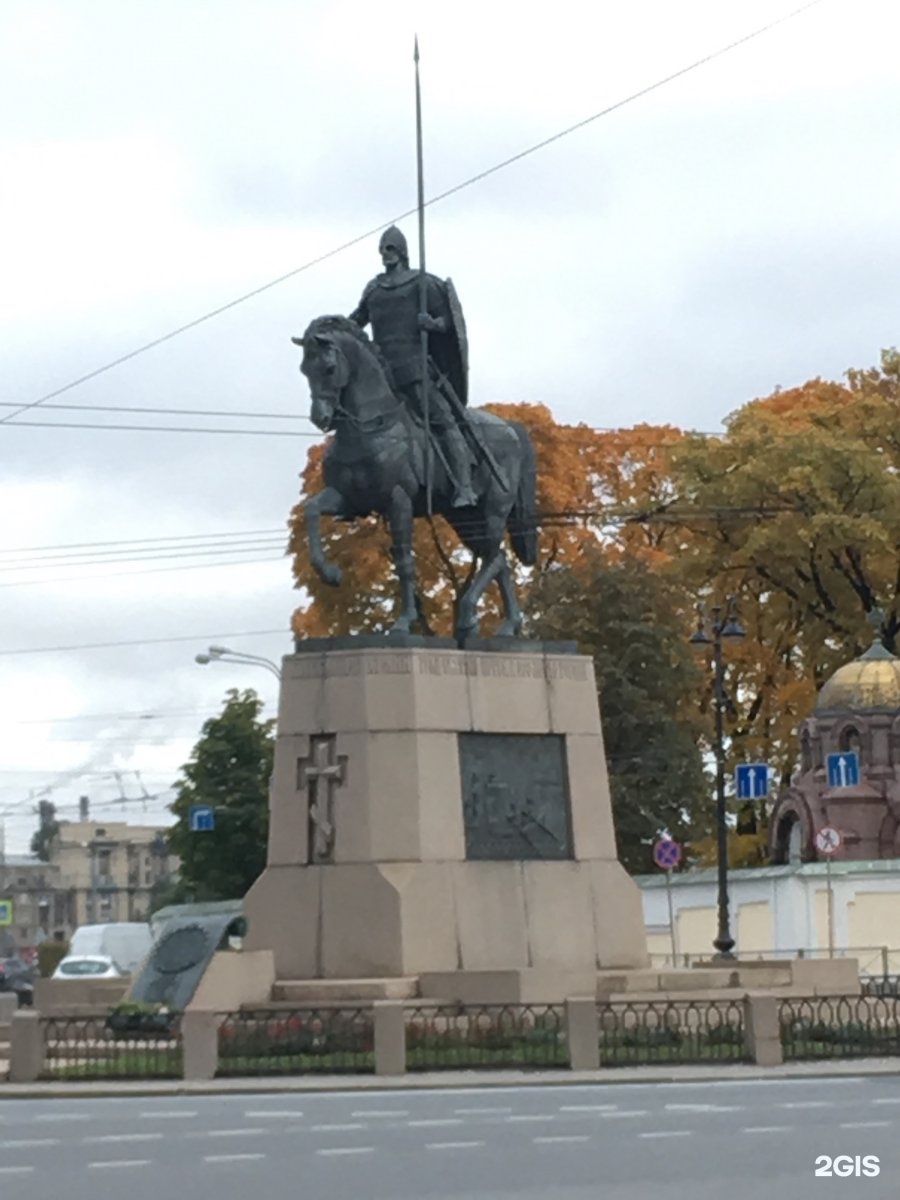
[2,1057,900,1099]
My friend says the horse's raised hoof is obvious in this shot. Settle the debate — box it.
[318,562,343,588]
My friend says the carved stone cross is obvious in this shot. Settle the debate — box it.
[298,735,346,864]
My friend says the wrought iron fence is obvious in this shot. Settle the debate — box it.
[597,1000,747,1065]
[39,1013,182,1080]
[217,1007,374,1075]
[405,1004,567,1071]
[861,974,900,998]
[780,996,900,1059]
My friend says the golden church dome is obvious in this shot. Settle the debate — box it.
[815,640,900,712]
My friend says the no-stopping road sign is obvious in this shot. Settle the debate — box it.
[653,838,682,870]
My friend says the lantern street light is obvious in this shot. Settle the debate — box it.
[194,644,282,682]
[689,597,746,960]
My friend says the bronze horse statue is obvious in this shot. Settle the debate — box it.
[294,315,537,640]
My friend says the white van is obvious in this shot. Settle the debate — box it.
[61,922,154,976]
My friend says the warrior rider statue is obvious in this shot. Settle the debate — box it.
[349,225,477,508]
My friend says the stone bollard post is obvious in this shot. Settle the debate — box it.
[743,993,783,1066]
[566,997,600,1071]
[9,1009,45,1083]
[181,1011,222,1081]
[373,1001,406,1076]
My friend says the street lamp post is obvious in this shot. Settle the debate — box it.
[194,645,282,682]
[689,598,746,960]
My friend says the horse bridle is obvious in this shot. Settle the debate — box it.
[332,394,405,435]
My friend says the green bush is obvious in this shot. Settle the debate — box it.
[37,939,69,978]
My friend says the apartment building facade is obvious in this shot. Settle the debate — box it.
[48,820,177,928]
[0,856,69,954]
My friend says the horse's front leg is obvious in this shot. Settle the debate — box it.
[387,486,418,633]
[304,485,345,587]
[495,551,524,637]
[456,550,504,641]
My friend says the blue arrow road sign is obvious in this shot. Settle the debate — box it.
[827,751,860,788]
[189,804,216,832]
[735,762,769,799]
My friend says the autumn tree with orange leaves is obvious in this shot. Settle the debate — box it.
[285,349,900,872]
[288,403,688,638]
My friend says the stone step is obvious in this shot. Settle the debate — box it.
[599,986,855,1004]
[271,977,421,1003]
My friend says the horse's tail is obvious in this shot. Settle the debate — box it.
[507,420,538,566]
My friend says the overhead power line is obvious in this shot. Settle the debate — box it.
[2,419,315,437]
[0,0,827,427]
[0,553,287,589]
[0,400,306,421]
[0,503,798,590]
[0,537,288,573]
[0,628,288,659]
[0,527,284,556]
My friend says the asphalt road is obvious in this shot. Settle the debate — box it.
[2,1075,900,1199]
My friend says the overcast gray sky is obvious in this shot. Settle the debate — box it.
[1,0,897,853]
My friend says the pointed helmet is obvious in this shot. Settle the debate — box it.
[378,225,409,266]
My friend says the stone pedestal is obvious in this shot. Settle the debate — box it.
[244,642,648,1001]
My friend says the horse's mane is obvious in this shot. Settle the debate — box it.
[303,315,395,385]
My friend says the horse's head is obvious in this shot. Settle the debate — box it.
[292,319,352,432]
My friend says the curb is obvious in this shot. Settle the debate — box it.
[3,1058,900,1100]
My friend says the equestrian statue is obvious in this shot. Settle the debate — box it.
[291,46,538,641]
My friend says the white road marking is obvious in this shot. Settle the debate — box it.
[602,1110,649,1119]
[640,1131,693,1139]
[506,1114,555,1123]
[204,1153,266,1164]
[204,1127,266,1137]
[351,1109,409,1118]
[34,1113,89,1122]
[665,1103,741,1113]
[560,1104,618,1112]
[426,1141,486,1150]
[245,1110,305,1119]
[84,1133,164,1144]
[0,1166,35,1175]
[872,1097,900,1105]
[309,1122,367,1132]
[744,1126,793,1134]
[840,1121,892,1129]
[408,1118,464,1128]
[534,1135,591,1144]
[455,1106,512,1115]
[1,1138,60,1148]
[316,1146,374,1157]
[780,1101,832,1109]
[89,1160,151,1170]
[141,1110,198,1119]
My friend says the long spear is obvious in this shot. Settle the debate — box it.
[414,35,432,514]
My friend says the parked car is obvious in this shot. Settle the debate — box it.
[0,956,35,1006]
[52,954,124,980]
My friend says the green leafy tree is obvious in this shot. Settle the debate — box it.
[527,553,709,873]
[166,689,274,901]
